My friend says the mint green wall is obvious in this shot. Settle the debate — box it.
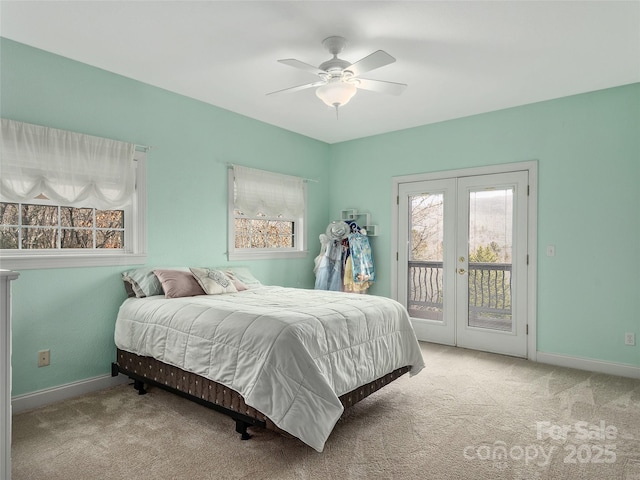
[1,39,330,396]
[2,38,638,397]
[328,83,640,367]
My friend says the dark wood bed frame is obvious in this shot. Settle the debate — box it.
[112,348,411,442]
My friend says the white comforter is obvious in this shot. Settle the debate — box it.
[114,286,425,452]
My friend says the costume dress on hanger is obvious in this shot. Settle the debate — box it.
[314,222,349,291]
[345,232,375,293]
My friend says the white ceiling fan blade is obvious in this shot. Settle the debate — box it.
[266,80,326,96]
[346,50,396,77]
[355,78,407,96]
[278,59,327,76]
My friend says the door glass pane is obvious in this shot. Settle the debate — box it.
[408,193,444,321]
[467,188,513,331]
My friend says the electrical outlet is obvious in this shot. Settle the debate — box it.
[625,333,636,346]
[38,349,50,367]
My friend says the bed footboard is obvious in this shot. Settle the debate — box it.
[112,348,410,442]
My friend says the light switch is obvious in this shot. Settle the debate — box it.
[546,245,555,257]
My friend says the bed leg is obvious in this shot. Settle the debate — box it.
[235,419,252,440]
[133,379,147,395]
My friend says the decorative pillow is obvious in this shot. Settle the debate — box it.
[153,269,205,298]
[122,268,165,297]
[220,266,263,289]
[190,268,238,295]
[123,279,137,298]
[224,270,248,291]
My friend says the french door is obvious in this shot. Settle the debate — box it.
[397,171,529,357]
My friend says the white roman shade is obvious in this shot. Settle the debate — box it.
[0,119,136,209]
[233,165,304,218]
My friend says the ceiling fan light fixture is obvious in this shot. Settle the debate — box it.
[269,35,406,117]
[315,79,357,108]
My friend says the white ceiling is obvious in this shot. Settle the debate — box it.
[1,1,639,144]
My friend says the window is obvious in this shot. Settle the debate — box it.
[234,213,296,249]
[1,201,125,249]
[228,165,307,260]
[0,119,147,269]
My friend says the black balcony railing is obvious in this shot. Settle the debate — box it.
[408,260,512,330]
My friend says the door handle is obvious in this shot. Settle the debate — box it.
[458,268,466,275]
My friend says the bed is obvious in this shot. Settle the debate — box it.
[111,267,425,452]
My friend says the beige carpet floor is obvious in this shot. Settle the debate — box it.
[12,342,640,480]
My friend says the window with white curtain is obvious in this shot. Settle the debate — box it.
[228,165,307,260]
[0,119,147,269]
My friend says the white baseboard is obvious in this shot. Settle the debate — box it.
[536,351,640,379]
[12,373,130,414]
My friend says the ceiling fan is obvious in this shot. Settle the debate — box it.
[267,36,407,115]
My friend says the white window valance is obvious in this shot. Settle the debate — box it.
[233,165,304,218]
[0,118,135,209]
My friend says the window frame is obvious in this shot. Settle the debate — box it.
[227,167,307,261]
[0,150,147,270]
